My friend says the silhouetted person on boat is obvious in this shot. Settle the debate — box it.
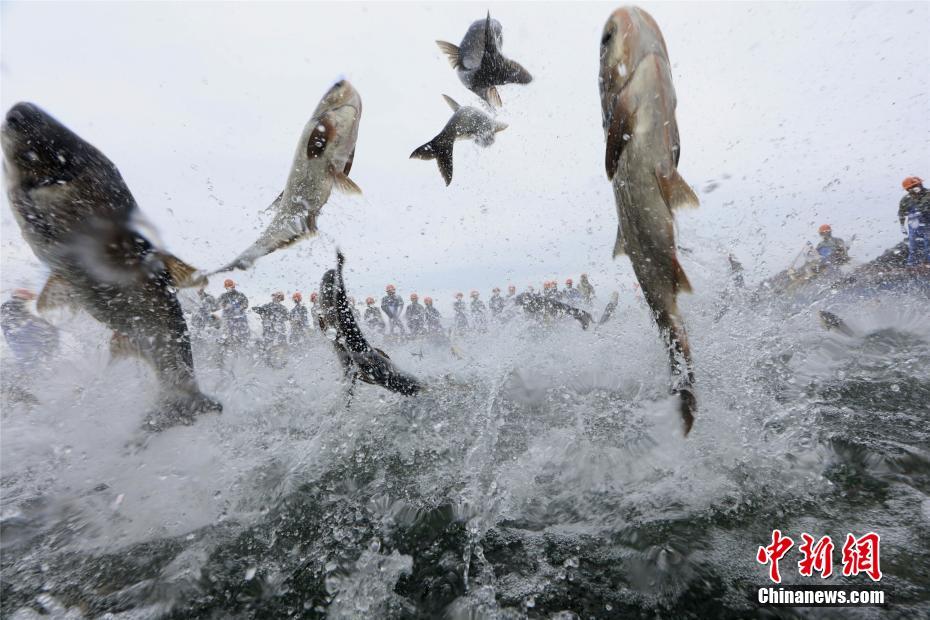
[899,176,930,267]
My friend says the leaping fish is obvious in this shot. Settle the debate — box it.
[318,251,423,400]
[2,102,221,427]
[409,94,507,186]
[216,79,362,272]
[599,6,700,435]
[436,12,533,108]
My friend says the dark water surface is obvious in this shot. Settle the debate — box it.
[2,277,928,619]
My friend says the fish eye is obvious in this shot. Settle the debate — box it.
[601,30,613,46]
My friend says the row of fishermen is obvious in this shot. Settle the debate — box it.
[191,275,607,347]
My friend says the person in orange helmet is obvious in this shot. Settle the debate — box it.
[563,277,582,305]
[289,291,310,344]
[814,223,849,267]
[381,284,405,336]
[218,279,250,348]
[404,292,425,336]
[1,288,59,366]
[364,296,386,333]
[898,176,929,266]
[423,296,443,334]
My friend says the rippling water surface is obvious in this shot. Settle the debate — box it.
[2,270,928,619]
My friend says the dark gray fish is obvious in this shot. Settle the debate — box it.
[409,95,507,186]
[818,310,856,338]
[514,292,594,330]
[436,12,533,108]
[2,102,220,426]
[318,251,422,398]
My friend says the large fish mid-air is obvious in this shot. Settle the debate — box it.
[436,12,533,108]
[217,80,362,272]
[410,94,508,186]
[599,6,700,434]
[1,102,221,426]
[318,251,423,399]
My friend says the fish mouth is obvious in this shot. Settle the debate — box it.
[324,80,361,112]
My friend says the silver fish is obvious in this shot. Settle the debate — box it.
[599,6,700,435]
[218,79,362,272]
[409,95,507,186]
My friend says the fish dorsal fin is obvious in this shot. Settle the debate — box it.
[435,40,463,69]
[442,94,461,112]
[37,273,80,313]
[331,166,362,194]
[158,252,207,288]
[374,347,391,360]
[484,86,502,108]
[654,164,699,210]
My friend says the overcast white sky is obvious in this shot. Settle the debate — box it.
[2,2,927,312]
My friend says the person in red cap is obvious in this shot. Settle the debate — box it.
[218,279,250,348]
[2,288,59,368]
[899,176,929,266]
[563,277,582,305]
[404,292,425,336]
[814,223,849,267]
[423,296,443,334]
[381,284,406,336]
[364,296,386,333]
[289,291,310,344]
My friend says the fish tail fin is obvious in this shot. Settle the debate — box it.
[410,131,454,186]
[147,388,223,431]
[612,226,627,257]
[655,165,699,210]
[654,306,696,436]
[672,256,692,294]
[336,248,345,274]
[435,40,462,69]
[503,59,533,84]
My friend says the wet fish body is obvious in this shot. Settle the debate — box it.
[409,95,507,186]
[513,292,594,330]
[436,12,533,107]
[818,310,856,338]
[219,80,362,272]
[318,251,422,397]
[2,102,220,424]
[599,7,700,434]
